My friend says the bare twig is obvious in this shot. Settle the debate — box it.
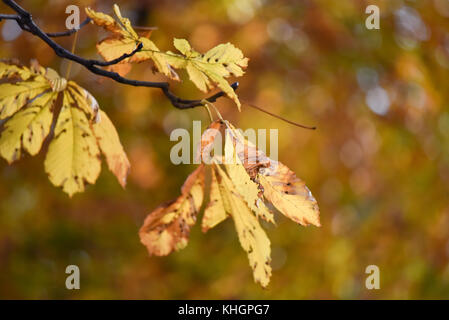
[0,0,236,109]
[46,17,91,37]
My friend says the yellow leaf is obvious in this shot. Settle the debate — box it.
[214,163,271,287]
[44,91,101,197]
[0,92,56,163]
[92,110,130,187]
[85,7,122,34]
[224,121,320,227]
[0,60,34,80]
[167,39,248,110]
[0,76,50,119]
[67,81,99,120]
[202,168,228,232]
[0,60,131,195]
[112,4,139,39]
[139,164,205,256]
[258,162,321,227]
[223,128,275,223]
[86,6,178,79]
[173,38,194,56]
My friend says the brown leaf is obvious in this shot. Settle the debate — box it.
[139,164,205,256]
[195,120,225,163]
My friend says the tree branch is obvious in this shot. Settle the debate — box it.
[0,0,236,109]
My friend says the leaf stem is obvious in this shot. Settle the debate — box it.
[202,103,214,123]
[242,100,316,130]
[65,31,78,79]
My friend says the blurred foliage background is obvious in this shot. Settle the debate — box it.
[1,0,449,299]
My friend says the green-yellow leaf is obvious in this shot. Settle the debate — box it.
[166,39,249,110]
[112,4,139,39]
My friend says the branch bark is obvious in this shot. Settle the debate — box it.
[0,0,237,109]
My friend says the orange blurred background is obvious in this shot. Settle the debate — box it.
[1,0,449,299]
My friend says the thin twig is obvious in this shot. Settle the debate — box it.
[46,17,91,37]
[0,13,18,20]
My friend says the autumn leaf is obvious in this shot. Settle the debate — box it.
[86,5,178,79]
[86,6,248,109]
[166,39,248,110]
[139,164,205,256]
[201,167,228,232]
[223,128,275,223]
[195,119,224,164]
[0,60,53,119]
[92,110,130,188]
[0,91,56,162]
[224,120,321,227]
[140,118,319,288]
[44,90,102,196]
[258,161,321,226]
[212,163,271,287]
[0,60,130,196]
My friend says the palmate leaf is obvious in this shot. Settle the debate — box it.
[44,90,101,196]
[212,162,271,287]
[87,5,248,109]
[166,39,248,110]
[140,120,320,287]
[0,60,130,196]
[86,5,178,79]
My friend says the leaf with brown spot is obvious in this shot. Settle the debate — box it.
[258,161,321,227]
[202,167,228,232]
[0,60,131,196]
[86,5,178,79]
[224,120,320,227]
[92,110,130,188]
[212,163,272,287]
[139,164,205,256]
